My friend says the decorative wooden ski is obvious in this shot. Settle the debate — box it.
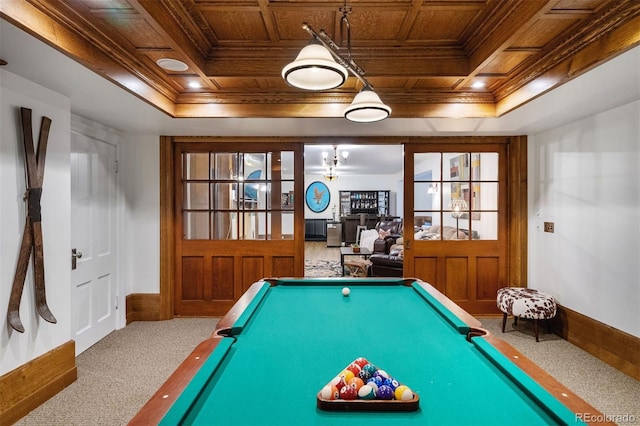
[7,107,57,333]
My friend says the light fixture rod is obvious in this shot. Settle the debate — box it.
[300,22,371,90]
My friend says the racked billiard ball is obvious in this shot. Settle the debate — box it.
[373,369,389,379]
[353,357,369,368]
[339,369,355,383]
[321,385,340,400]
[394,385,414,401]
[348,377,364,391]
[367,376,383,388]
[345,362,361,376]
[362,363,377,376]
[383,377,400,390]
[357,368,372,381]
[376,384,394,400]
[330,376,347,392]
[358,384,376,400]
[339,385,358,400]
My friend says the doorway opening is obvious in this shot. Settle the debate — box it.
[302,144,403,277]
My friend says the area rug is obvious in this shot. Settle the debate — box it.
[304,259,342,277]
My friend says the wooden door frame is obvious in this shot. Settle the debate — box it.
[156,136,527,319]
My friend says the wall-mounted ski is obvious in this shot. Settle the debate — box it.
[7,107,57,333]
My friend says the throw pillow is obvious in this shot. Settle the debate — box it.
[378,228,391,239]
[359,229,379,251]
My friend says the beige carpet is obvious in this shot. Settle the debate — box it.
[14,317,640,425]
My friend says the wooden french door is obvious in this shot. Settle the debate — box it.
[173,141,305,316]
[403,139,517,314]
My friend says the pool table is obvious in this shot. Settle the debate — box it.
[129,278,610,425]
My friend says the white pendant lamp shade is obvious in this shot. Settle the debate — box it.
[282,44,348,90]
[344,89,392,122]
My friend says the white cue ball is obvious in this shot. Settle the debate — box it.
[342,287,350,296]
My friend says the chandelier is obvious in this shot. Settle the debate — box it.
[281,2,391,123]
[323,145,348,181]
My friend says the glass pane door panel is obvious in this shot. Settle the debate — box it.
[476,182,499,210]
[213,183,237,209]
[184,182,209,209]
[183,153,209,179]
[212,212,236,239]
[213,153,238,179]
[184,212,209,240]
[414,153,441,180]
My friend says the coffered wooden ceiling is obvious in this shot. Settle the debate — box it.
[2,0,639,119]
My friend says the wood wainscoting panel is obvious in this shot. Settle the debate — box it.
[126,293,161,323]
[552,305,640,380]
[181,257,204,301]
[0,341,77,425]
[476,256,501,301]
[413,256,438,289]
[445,257,469,301]
[211,257,235,300]
[241,257,265,293]
[272,256,295,277]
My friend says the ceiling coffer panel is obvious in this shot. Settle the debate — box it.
[202,11,270,41]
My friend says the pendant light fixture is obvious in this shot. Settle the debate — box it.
[282,2,391,122]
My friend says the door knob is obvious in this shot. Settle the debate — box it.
[71,248,82,270]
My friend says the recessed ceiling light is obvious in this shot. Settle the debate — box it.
[156,58,188,72]
[188,82,202,89]
[471,81,486,89]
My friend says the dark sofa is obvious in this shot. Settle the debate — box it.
[369,220,404,277]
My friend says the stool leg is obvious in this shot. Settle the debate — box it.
[501,313,507,333]
[514,316,518,326]
[534,319,539,342]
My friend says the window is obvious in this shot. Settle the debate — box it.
[413,152,498,240]
[181,150,295,240]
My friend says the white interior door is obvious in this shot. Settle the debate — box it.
[71,132,118,354]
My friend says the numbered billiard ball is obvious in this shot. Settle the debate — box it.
[346,362,361,376]
[367,376,383,388]
[353,357,370,368]
[358,384,376,400]
[362,363,377,376]
[376,384,394,400]
[373,369,389,379]
[348,377,364,391]
[321,385,339,400]
[394,385,414,401]
[339,369,355,383]
[383,377,400,390]
[339,385,358,400]
[357,368,372,381]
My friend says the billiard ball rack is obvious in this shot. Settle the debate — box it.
[316,392,420,412]
[316,357,420,412]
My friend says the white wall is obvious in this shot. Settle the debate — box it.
[0,70,72,374]
[304,173,402,219]
[528,100,640,337]
[119,135,160,294]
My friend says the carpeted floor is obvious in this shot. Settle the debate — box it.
[14,316,639,425]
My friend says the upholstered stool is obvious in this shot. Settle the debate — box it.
[497,287,557,342]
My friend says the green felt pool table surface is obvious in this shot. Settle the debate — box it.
[130,278,609,426]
